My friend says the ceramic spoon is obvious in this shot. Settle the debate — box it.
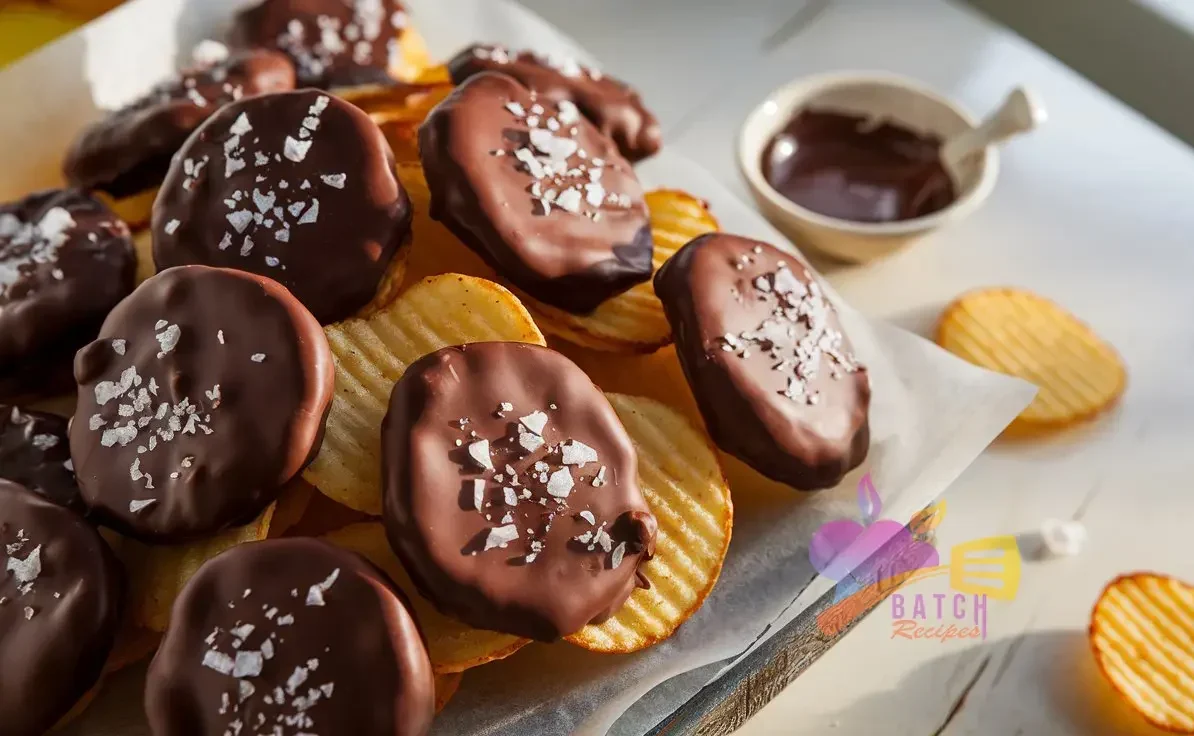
[940,87,1047,171]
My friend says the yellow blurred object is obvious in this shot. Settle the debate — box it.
[1091,573,1194,733]
[0,4,86,68]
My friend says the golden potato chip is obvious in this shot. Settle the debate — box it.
[339,81,452,125]
[282,489,373,539]
[566,393,732,653]
[268,477,316,538]
[96,187,156,231]
[520,190,720,353]
[390,25,439,84]
[129,505,275,632]
[435,672,463,713]
[353,246,411,319]
[304,274,545,514]
[396,164,496,287]
[132,227,155,285]
[936,288,1126,434]
[324,523,528,673]
[1091,573,1194,733]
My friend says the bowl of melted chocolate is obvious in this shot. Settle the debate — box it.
[739,72,1002,263]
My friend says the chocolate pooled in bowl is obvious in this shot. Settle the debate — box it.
[655,233,870,489]
[382,342,657,641]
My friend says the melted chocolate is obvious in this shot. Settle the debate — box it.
[152,89,410,325]
[382,342,657,641]
[420,72,653,314]
[145,538,435,736]
[0,406,81,512]
[70,266,334,542]
[0,189,135,404]
[449,44,662,163]
[231,0,409,89]
[654,234,870,489]
[64,47,296,199]
[0,480,124,736]
[761,109,955,223]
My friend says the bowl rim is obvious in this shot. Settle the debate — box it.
[737,70,1001,236]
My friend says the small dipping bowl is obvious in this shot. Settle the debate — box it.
[738,71,999,263]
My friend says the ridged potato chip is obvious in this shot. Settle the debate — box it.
[395,163,496,287]
[324,523,528,674]
[339,81,452,126]
[435,672,463,713]
[128,505,275,632]
[1091,573,1194,733]
[304,274,545,514]
[936,288,1126,434]
[566,393,732,653]
[521,190,720,353]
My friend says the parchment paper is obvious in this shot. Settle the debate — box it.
[0,0,1036,733]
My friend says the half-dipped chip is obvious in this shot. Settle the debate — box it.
[655,233,870,490]
[70,266,334,542]
[1091,572,1194,733]
[303,274,544,515]
[381,342,658,642]
[420,72,654,314]
[325,522,527,673]
[936,288,1126,434]
[567,394,732,653]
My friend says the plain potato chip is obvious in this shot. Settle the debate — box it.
[1091,572,1194,733]
[267,477,316,538]
[132,228,154,285]
[324,523,528,674]
[338,81,452,126]
[304,274,545,514]
[936,288,1126,434]
[129,505,275,632]
[566,393,732,653]
[522,189,720,353]
[96,187,156,231]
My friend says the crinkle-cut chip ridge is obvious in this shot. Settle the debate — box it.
[522,189,721,354]
[936,287,1125,434]
[1091,572,1194,733]
[566,393,732,653]
[304,274,544,514]
[324,523,529,673]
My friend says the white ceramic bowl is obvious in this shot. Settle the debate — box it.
[738,71,999,263]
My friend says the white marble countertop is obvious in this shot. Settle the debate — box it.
[518,0,1194,733]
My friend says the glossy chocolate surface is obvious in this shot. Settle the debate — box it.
[0,480,124,736]
[761,109,955,223]
[152,89,410,325]
[64,46,296,199]
[655,233,870,489]
[0,189,135,404]
[0,406,81,512]
[420,72,653,314]
[382,342,656,641]
[449,43,661,162]
[146,538,435,736]
[70,266,334,542]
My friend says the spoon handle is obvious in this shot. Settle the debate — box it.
[941,87,1046,169]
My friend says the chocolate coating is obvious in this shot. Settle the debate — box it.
[146,538,435,736]
[420,72,653,314]
[152,89,410,325]
[0,406,81,512]
[231,0,409,89]
[449,44,662,163]
[761,109,955,223]
[64,47,296,199]
[70,265,334,542]
[654,234,870,490]
[0,480,124,736]
[0,189,135,404]
[382,342,657,641]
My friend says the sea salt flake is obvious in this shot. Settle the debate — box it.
[164,219,181,235]
[611,542,626,568]
[593,465,607,487]
[203,650,235,675]
[250,353,266,363]
[23,606,34,620]
[472,479,485,512]
[483,524,519,551]
[129,499,157,513]
[505,101,526,117]
[306,567,341,606]
[561,440,598,467]
[546,468,574,499]
[233,650,264,678]
[155,323,181,357]
[298,199,320,225]
[238,680,256,702]
[6,545,41,584]
[519,411,548,435]
[30,434,58,450]
[227,210,253,233]
[320,173,346,189]
[229,113,253,136]
[110,339,127,355]
[579,510,596,525]
[284,136,313,162]
[467,440,493,470]
[518,427,544,453]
